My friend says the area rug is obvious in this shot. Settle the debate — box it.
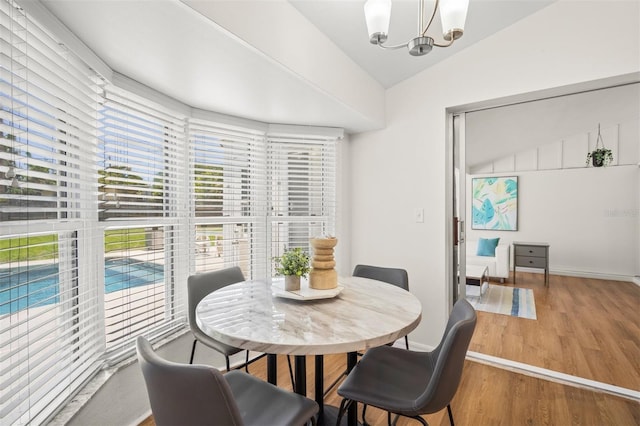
[468,284,537,320]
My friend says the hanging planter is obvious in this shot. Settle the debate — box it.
[585,124,613,167]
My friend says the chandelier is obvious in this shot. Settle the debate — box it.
[364,0,469,56]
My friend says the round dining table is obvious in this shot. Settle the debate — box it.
[196,275,422,425]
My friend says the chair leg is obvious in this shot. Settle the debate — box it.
[447,404,454,426]
[323,368,347,397]
[336,398,352,426]
[286,355,296,389]
[244,350,250,372]
[404,335,410,350]
[225,355,231,372]
[189,339,197,364]
[362,403,368,426]
[409,415,428,425]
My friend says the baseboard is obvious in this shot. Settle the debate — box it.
[551,269,635,282]
[633,276,640,286]
[466,351,640,402]
[516,267,636,283]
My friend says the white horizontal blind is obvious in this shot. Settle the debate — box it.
[0,2,342,423]
[103,226,185,360]
[189,120,267,279]
[98,87,188,361]
[267,132,337,274]
[0,2,102,424]
[0,2,98,222]
[98,86,185,220]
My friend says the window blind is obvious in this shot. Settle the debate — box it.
[98,86,188,362]
[267,132,337,274]
[0,2,102,424]
[0,2,341,424]
[99,85,186,221]
[0,3,97,222]
[189,119,267,279]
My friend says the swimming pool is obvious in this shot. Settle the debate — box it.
[0,258,164,315]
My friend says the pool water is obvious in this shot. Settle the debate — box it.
[0,258,164,315]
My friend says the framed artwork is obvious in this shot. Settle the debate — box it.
[471,176,518,231]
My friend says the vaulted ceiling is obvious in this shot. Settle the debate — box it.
[39,0,553,133]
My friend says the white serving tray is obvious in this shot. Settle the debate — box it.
[271,278,343,301]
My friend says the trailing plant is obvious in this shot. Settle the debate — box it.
[585,147,613,167]
[585,124,614,167]
[274,247,310,278]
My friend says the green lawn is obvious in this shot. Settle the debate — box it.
[0,234,59,263]
[104,228,148,252]
[1,228,150,263]
[2,226,225,263]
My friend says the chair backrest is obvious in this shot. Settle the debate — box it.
[187,266,245,333]
[136,336,243,426]
[418,298,477,413]
[352,264,409,291]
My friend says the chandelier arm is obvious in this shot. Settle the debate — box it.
[377,42,410,50]
[421,0,439,37]
[433,38,455,48]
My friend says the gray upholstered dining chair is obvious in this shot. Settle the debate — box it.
[136,336,318,426]
[188,266,295,386]
[336,298,477,426]
[188,266,250,370]
[353,264,410,350]
[323,264,412,399]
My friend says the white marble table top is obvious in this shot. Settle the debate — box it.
[196,276,422,356]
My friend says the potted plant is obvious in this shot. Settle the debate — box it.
[274,247,310,291]
[586,148,613,167]
[585,124,614,167]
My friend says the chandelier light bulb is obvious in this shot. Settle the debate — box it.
[439,0,469,41]
[364,0,392,44]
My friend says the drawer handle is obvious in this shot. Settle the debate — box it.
[528,250,533,253]
[529,260,533,264]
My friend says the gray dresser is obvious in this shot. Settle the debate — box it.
[513,242,550,286]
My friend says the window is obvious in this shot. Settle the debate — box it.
[0,2,341,424]
[98,86,188,361]
[189,121,339,279]
[267,131,337,272]
[189,119,267,278]
[0,2,101,424]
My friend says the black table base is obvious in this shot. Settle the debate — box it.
[266,353,359,426]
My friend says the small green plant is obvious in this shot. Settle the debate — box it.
[585,148,613,167]
[274,247,310,278]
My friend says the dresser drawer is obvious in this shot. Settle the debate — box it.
[515,255,547,268]
[515,245,547,258]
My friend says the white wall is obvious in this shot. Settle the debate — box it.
[467,166,638,280]
[466,84,640,168]
[349,1,640,347]
[466,115,639,281]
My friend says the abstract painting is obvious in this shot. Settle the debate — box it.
[471,176,518,231]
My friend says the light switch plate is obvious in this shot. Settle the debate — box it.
[415,208,424,223]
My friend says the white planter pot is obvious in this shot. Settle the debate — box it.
[284,275,301,291]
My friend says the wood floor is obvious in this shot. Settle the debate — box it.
[140,353,640,426]
[470,272,640,390]
[141,273,640,425]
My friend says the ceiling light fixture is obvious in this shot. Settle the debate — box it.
[364,0,469,56]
